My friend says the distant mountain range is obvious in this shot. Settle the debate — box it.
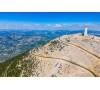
[0,33,100,77]
[0,30,100,62]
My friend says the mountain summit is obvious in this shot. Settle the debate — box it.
[0,33,100,77]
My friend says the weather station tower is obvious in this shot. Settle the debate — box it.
[84,25,88,36]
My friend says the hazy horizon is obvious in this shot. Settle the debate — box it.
[0,12,100,30]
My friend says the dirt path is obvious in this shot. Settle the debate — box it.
[3,60,15,77]
[30,50,98,77]
[59,37,100,59]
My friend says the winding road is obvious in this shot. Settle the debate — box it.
[4,35,100,77]
[29,36,100,77]
[30,50,99,77]
[59,37,100,59]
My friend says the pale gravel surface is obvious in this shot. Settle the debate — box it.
[26,34,100,77]
[4,33,100,77]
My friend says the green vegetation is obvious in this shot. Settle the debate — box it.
[0,38,65,77]
[49,40,64,52]
[21,56,40,77]
[0,48,41,77]
[0,38,54,77]
[51,74,57,77]
[41,40,50,46]
[0,50,30,77]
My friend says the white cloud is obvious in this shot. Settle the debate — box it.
[47,24,51,26]
[84,23,96,26]
[35,24,40,26]
[23,24,31,27]
[77,24,83,26]
[0,22,100,30]
[63,23,68,26]
[62,23,73,27]
[54,24,62,27]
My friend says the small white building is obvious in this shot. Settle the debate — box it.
[84,25,88,36]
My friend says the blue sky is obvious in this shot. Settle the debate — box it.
[0,12,100,30]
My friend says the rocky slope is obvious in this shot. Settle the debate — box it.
[0,33,100,77]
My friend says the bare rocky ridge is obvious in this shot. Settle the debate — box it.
[0,33,100,77]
